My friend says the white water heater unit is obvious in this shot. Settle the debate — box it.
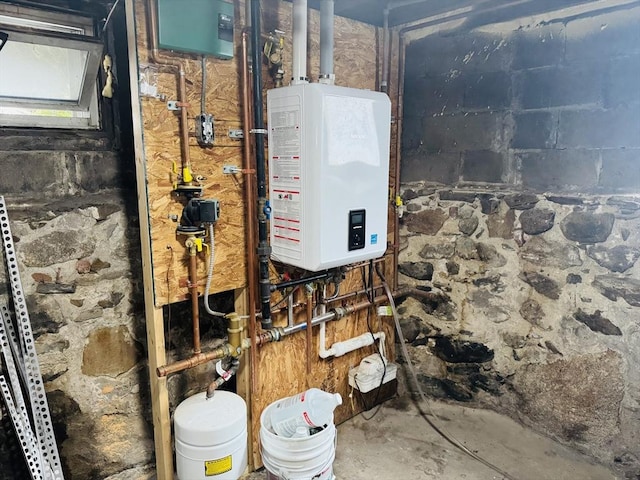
[267,83,391,271]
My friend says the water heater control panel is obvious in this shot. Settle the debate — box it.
[348,210,366,251]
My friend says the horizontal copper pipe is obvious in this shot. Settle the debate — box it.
[157,344,230,377]
[325,285,385,305]
[159,289,411,370]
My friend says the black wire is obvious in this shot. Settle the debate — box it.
[270,285,300,311]
[374,263,517,480]
[356,261,388,420]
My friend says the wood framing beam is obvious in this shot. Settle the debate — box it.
[125,0,173,478]
[234,288,254,471]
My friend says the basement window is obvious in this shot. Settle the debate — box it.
[0,5,103,129]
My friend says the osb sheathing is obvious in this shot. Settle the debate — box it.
[132,0,399,468]
[134,0,246,306]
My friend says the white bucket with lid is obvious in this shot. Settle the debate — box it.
[260,401,336,480]
[174,391,248,480]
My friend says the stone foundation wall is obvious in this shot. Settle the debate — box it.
[397,188,640,477]
[0,5,163,477]
[0,195,157,480]
[399,3,640,478]
[0,194,236,480]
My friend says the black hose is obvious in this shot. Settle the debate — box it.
[250,0,273,329]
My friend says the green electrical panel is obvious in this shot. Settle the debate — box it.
[157,0,234,59]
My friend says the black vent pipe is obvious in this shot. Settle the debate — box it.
[250,0,273,329]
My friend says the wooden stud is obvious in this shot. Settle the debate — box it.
[234,288,254,471]
[126,1,173,478]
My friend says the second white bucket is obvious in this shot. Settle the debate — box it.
[260,401,336,480]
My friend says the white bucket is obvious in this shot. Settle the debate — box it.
[260,401,336,480]
[174,391,248,480]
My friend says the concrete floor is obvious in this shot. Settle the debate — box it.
[247,395,619,480]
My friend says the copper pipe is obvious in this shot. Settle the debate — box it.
[266,258,388,315]
[346,257,387,271]
[254,289,408,344]
[269,301,305,316]
[281,294,391,337]
[206,359,240,398]
[325,285,385,305]
[178,69,192,183]
[393,33,404,292]
[188,249,201,354]
[241,28,259,394]
[305,293,313,375]
[255,328,284,347]
[157,344,231,377]
[342,294,388,316]
[147,0,192,180]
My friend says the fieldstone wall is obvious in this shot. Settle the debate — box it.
[0,4,166,478]
[397,188,640,477]
[399,4,640,478]
[0,192,235,480]
[0,195,158,480]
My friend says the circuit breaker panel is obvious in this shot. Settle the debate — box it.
[267,83,391,272]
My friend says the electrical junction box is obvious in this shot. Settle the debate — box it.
[348,354,397,394]
[267,83,391,271]
[157,0,234,58]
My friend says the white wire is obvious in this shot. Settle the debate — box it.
[102,0,121,33]
[203,223,225,317]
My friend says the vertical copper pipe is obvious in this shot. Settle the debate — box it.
[178,69,192,183]
[305,293,313,376]
[189,252,201,354]
[242,29,258,393]
[147,0,192,178]
[393,33,405,292]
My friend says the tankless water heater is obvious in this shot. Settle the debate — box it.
[267,83,391,272]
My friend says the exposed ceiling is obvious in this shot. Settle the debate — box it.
[17,0,637,29]
[301,0,634,27]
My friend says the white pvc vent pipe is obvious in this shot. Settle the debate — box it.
[292,0,308,84]
[319,0,335,84]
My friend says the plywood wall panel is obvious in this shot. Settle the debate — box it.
[132,0,399,470]
[134,0,247,306]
